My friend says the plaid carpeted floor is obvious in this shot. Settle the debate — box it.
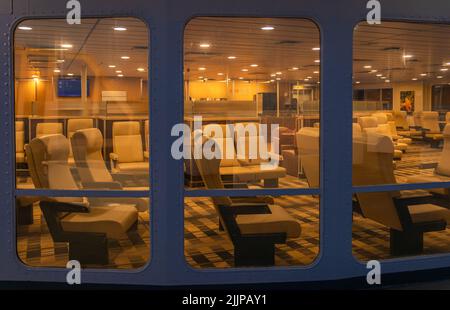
[16,140,450,269]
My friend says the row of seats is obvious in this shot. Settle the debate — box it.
[25,128,149,265]
[16,119,150,174]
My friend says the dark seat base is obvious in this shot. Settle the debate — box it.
[234,239,276,267]
[390,229,424,256]
[69,235,109,265]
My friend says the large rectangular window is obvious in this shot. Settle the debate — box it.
[183,17,320,268]
[14,18,150,269]
[352,21,450,261]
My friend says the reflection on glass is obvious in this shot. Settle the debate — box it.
[352,21,450,261]
[14,18,150,269]
[183,18,321,190]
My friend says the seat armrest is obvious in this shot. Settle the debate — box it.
[231,196,275,205]
[227,203,271,215]
[419,162,438,169]
[81,181,123,190]
[40,200,90,213]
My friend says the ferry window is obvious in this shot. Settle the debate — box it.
[352,21,450,261]
[183,17,320,268]
[14,18,150,269]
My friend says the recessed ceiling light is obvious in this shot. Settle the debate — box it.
[370,70,378,73]
[313,71,319,74]
[364,65,372,69]
[137,68,145,72]
[61,44,73,48]
[312,47,320,51]
[250,64,258,67]
[270,79,275,82]
[198,67,206,71]
[441,68,449,72]
[276,72,282,75]
[117,74,124,77]
[108,65,116,68]
[67,73,74,76]
[227,56,237,60]
[270,74,276,77]
[314,60,320,63]
[198,76,204,79]
[355,81,361,84]
[199,43,211,48]
[304,79,310,81]
[217,73,224,76]
[437,76,444,79]
[261,26,275,31]
[239,77,244,80]
[31,74,39,78]
[403,54,413,58]
[18,26,32,31]
[276,77,281,81]
[445,62,450,66]
[116,70,122,73]
[53,69,60,73]
[121,56,130,60]
[420,73,427,76]
[289,67,299,71]
[376,74,382,77]
[113,27,127,31]
[241,69,249,72]
[412,78,418,81]
[385,80,390,83]
[380,76,386,79]
[307,76,312,79]
[56,59,65,63]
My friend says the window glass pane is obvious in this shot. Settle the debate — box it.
[14,18,150,269]
[352,21,450,261]
[183,18,320,190]
[185,195,319,268]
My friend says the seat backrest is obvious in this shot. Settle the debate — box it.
[203,124,239,167]
[372,113,388,125]
[25,134,86,205]
[353,123,363,139]
[112,121,144,163]
[393,111,409,130]
[358,116,378,130]
[194,137,233,207]
[67,119,94,138]
[144,120,149,153]
[297,127,319,188]
[435,124,450,177]
[413,111,422,128]
[15,121,25,153]
[234,122,270,165]
[353,133,402,230]
[36,122,63,138]
[71,128,114,184]
[421,111,440,133]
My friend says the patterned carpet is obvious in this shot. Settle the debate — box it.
[16,140,450,269]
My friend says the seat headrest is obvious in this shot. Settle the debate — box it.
[36,122,63,135]
[72,128,103,152]
[372,113,388,125]
[353,123,362,139]
[67,118,93,134]
[113,121,140,136]
[358,116,378,129]
[38,134,70,161]
[421,111,439,119]
[203,124,234,138]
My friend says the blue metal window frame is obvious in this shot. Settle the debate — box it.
[0,0,448,286]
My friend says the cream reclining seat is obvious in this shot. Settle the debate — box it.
[373,112,412,145]
[297,127,319,188]
[71,128,148,212]
[35,122,63,138]
[15,121,25,164]
[421,111,443,144]
[67,118,94,164]
[393,111,418,137]
[195,136,301,266]
[203,124,286,187]
[26,134,138,243]
[446,112,450,124]
[353,132,450,255]
[358,116,404,159]
[407,124,450,195]
[110,121,149,173]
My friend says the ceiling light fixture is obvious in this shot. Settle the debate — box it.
[199,43,211,48]
[217,73,224,76]
[18,26,32,30]
[420,73,427,76]
[250,64,259,67]
[67,73,74,76]
[137,68,145,72]
[441,68,449,72]
[116,70,122,73]
[364,65,372,69]
[227,56,237,60]
[376,74,382,77]
[241,69,249,72]
[312,47,320,51]
[198,67,206,71]
[276,72,282,75]
[403,54,413,59]
[113,27,127,31]
[108,65,116,68]
[54,69,60,73]
[314,60,320,63]
[61,44,73,48]
[261,26,274,31]
[121,56,130,60]
[412,78,418,81]
[355,81,361,84]
[437,76,444,79]
[313,71,319,74]
[117,74,124,77]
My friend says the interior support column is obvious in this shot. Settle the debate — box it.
[81,64,88,115]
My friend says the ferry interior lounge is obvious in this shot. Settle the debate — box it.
[13,17,450,269]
